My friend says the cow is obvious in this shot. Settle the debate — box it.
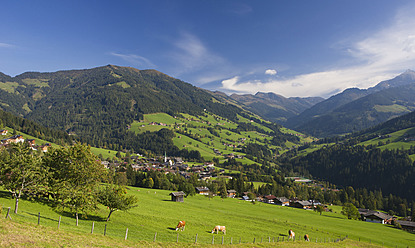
[288,229,295,240]
[304,234,309,241]
[211,225,226,234]
[176,221,186,231]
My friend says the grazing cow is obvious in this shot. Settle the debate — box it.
[176,221,186,231]
[304,234,309,241]
[211,225,226,234]
[288,229,295,240]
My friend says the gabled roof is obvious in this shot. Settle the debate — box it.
[295,200,312,206]
[170,191,185,197]
[196,187,209,192]
[364,211,393,220]
[264,195,277,200]
[275,197,289,202]
[397,220,415,228]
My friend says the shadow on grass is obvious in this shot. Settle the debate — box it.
[0,190,12,199]
[321,214,345,220]
[22,211,60,223]
[54,210,106,222]
[167,227,176,231]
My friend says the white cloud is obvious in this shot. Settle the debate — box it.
[110,52,155,68]
[221,76,240,89]
[222,3,415,98]
[265,69,277,75]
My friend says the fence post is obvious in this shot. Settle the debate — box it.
[222,236,224,245]
[5,207,11,220]
[231,237,232,244]
[261,237,263,243]
[195,234,198,243]
[104,224,107,236]
[212,235,214,244]
[76,212,78,226]
[177,233,179,243]
[91,222,94,234]
[154,232,157,242]
[253,237,256,243]
[239,237,241,244]
[125,228,128,240]
[38,212,40,225]
[58,216,61,229]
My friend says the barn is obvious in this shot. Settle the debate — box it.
[170,191,185,202]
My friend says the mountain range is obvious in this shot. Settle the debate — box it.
[233,69,415,137]
[1,65,415,140]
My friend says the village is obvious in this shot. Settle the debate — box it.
[2,128,414,233]
[0,129,51,152]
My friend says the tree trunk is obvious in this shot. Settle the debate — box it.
[106,210,115,222]
[14,197,19,214]
[14,190,22,214]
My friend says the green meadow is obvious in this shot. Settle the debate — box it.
[0,187,413,247]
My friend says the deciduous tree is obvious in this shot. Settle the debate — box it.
[0,143,45,214]
[43,143,107,220]
[97,184,138,221]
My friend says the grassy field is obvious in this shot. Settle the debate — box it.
[0,187,413,247]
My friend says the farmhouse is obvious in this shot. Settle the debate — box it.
[362,211,394,224]
[227,189,237,198]
[397,220,415,232]
[195,187,210,195]
[2,135,24,144]
[0,129,8,135]
[291,200,312,209]
[170,191,185,202]
[263,195,277,204]
[274,197,290,206]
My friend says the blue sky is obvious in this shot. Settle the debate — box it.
[1,1,415,98]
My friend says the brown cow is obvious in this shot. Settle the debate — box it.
[304,234,309,241]
[211,225,226,234]
[288,229,295,240]
[176,221,186,231]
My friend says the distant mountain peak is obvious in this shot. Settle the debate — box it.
[369,69,415,91]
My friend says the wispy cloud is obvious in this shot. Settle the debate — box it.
[110,52,155,68]
[221,3,415,98]
[229,3,253,15]
[169,32,227,76]
[0,42,14,48]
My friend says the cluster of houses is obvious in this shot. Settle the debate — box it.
[358,208,415,231]
[0,130,51,152]
[102,155,222,181]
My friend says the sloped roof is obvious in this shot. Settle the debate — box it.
[364,211,393,220]
[170,191,185,197]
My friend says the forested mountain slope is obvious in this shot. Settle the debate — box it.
[0,65,301,157]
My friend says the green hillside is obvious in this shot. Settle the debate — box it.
[129,112,307,162]
[1,186,411,247]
